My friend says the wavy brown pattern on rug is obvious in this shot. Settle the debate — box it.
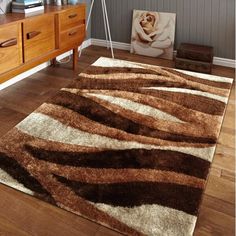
[0,133,203,189]
[0,152,55,204]
[26,135,107,155]
[36,103,178,147]
[43,174,144,236]
[79,72,174,83]
[77,73,228,96]
[25,145,210,179]
[59,90,217,137]
[49,90,217,143]
[84,66,165,76]
[1,129,204,213]
[48,167,205,189]
[0,127,204,205]
[0,129,144,236]
[162,67,232,89]
[56,175,203,216]
[0,58,232,236]
[66,78,226,115]
[74,77,208,92]
[84,89,220,123]
[132,66,230,97]
[83,66,231,90]
[37,103,215,148]
[65,83,226,116]
[138,89,225,115]
[80,90,225,134]
[80,71,228,97]
[80,91,220,139]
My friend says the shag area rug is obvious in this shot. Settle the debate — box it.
[0,57,233,236]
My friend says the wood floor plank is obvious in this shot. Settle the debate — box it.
[209,167,221,177]
[205,174,235,204]
[221,169,235,182]
[0,184,100,236]
[0,45,234,235]
[194,207,235,236]
[200,194,235,217]
[0,216,30,236]
[95,226,123,236]
[0,107,26,135]
[213,146,235,173]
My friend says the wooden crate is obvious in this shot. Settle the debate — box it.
[175,43,213,74]
[177,43,214,62]
[175,57,212,74]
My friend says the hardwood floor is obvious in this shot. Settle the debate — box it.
[0,45,234,236]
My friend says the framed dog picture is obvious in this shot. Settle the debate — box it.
[131,10,176,60]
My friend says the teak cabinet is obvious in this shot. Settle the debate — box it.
[23,14,56,62]
[0,23,23,74]
[0,4,86,84]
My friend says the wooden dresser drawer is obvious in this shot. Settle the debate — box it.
[0,23,23,74]
[59,25,85,49]
[58,6,85,32]
[0,4,86,83]
[23,14,55,62]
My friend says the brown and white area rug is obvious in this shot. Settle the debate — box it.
[0,57,233,236]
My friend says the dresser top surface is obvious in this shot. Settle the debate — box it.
[0,4,86,26]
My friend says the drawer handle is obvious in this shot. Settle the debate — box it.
[68,13,77,19]
[68,31,77,36]
[27,31,41,40]
[0,38,17,48]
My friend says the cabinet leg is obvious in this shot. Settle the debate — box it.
[73,48,78,71]
[51,58,57,67]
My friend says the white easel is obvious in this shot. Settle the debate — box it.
[79,0,114,58]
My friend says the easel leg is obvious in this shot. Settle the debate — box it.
[79,0,114,58]
[79,0,95,57]
[101,0,109,49]
[102,0,114,58]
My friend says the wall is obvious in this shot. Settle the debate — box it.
[78,0,91,38]
[0,0,11,14]
[91,0,235,59]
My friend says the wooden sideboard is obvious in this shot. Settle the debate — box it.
[0,4,86,84]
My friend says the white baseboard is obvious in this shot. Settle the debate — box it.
[92,38,236,68]
[1,37,234,90]
[213,57,235,68]
[0,62,51,91]
[80,38,93,51]
[91,38,131,51]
